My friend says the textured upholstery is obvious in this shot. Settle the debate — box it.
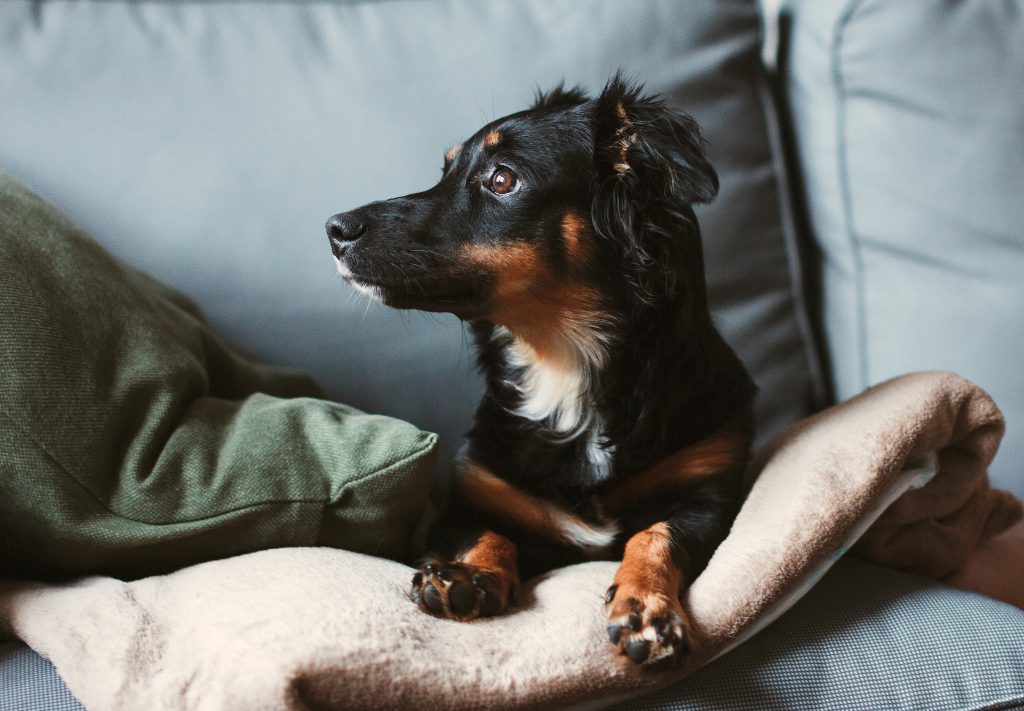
[0,644,84,711]
[783,0,1024,497]
[619,559,1024,710]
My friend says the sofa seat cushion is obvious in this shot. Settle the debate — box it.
[0,174,437,580]
[0,643,84,711]
[621,558,1024,710]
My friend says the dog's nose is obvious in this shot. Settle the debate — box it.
[326,213,368,255]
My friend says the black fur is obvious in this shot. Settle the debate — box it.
[326,75,755,586]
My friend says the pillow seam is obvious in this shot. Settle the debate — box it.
[327,432,438,503]
[0,401,434,526]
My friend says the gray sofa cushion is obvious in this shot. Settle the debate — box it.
[4,560,1023,710]
[619,558,1024,710]
[0,644,84,711]
[0,0,823,472]
[783,0,1024,497]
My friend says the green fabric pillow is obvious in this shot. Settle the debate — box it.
[0,174,437,580]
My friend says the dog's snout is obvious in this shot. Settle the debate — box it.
[326,213,368,255]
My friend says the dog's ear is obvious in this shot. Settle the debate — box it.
[532,82,589,111]
[592,75,718,204]
[590,75,718,304]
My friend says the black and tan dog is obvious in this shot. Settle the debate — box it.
[326,77,755,669]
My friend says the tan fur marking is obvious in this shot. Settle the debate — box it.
[615,101,630,123]
[462,240,612,433]
[602,428,751,514]
[413,529,519,620]
[461,241,603,361]
[445,144,462,162]
[612,523,684,600]
[606,522,691,666]
[460,531,518,577]
[458,460,618,550]
[483,130,502,148]
[561,211,589,265]
[614,101,634,175]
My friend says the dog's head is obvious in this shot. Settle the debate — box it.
[327,76,718,345]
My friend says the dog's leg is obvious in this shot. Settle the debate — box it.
[602,426,748,668]
[604,522,692,669]
[411,530,519,621]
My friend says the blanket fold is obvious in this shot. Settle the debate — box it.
[1,371,1020,710]
[851,371,1021,577]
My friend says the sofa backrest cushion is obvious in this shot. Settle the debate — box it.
[783,0,1024,496]
[0,0,823,469]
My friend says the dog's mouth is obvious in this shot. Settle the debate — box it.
[337,262,484,316]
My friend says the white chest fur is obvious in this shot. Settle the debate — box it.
[505,337,589,435]
[495,326,616,481]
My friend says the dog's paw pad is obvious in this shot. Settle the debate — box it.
[605,585,691,670]
[410,561,514,621]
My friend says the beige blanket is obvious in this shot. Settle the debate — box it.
[1,372,1020,710]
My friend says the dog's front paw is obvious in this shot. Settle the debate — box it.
[410,561,517,621]
[604,583,691,670]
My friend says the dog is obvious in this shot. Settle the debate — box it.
[326,76,755,669]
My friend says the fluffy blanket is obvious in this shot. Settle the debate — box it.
[1,372,1020,711]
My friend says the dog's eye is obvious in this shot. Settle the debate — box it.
[487,166,519,195]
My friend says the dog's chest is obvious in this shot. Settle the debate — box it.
[497,330,615,484]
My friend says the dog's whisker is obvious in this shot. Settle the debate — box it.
[472,96,489,125]
[403,254,429,275]
[409,247,444,257]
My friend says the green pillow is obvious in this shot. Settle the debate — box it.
[0,174,437,580]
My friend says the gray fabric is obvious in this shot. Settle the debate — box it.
[3,561,1023,711]
[0,643,85,711]
[617,558,1024,711]
[0,0,823,474]
[782,0,1024,497]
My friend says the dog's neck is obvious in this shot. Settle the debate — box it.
[488,298,735,443]
[491,309,611,438]
[476,295,752,487]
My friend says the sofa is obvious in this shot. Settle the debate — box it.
[1,0,1022,709]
